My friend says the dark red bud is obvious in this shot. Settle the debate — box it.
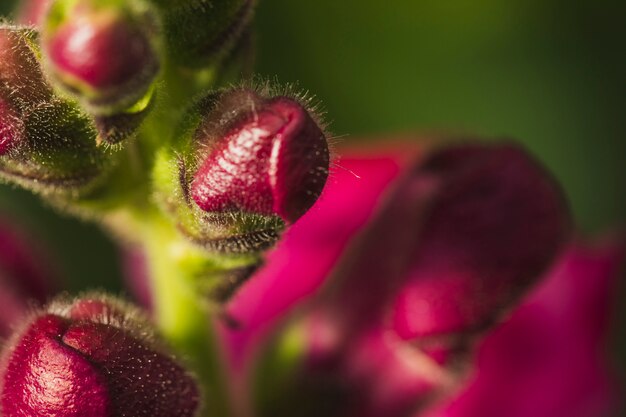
[0,296,199,417]
[191,94,329,223]
[43,2,159,108]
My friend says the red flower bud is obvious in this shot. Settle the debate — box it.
[191,90,330,223]
[43,0,159,110]
[0,25,133,192]
[0,295,200,417]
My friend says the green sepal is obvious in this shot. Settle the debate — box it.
[150,0,255,69]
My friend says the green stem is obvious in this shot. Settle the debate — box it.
[141,211,233,417]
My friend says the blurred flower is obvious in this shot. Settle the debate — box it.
[218,140,623,417]
[0,214,58,337]
[424,239,624,417]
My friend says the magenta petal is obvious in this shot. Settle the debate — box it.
[393,143,571,339]
[221,141,577,416]
[424,240,624,417]
[339,326,451,417]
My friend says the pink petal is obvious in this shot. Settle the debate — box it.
[424,239,624,417]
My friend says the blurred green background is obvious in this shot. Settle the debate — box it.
[0,0,624,361]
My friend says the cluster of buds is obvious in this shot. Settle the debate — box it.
[0,1,622,417]
[0,0,332,415]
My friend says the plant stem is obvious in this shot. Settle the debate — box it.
[142,211,232,417]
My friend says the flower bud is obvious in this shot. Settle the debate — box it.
[191,90,329,223]
[154,86,329,255]
[0,294,200,417]
[0,26,128,195]
[42,0,160,112]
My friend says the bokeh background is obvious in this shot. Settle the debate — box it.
[1,0,625,383]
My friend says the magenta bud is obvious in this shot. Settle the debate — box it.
[43,1,159,110]
[191,92,330,223]
[0,295,200,417]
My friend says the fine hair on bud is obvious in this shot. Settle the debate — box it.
[153,79,331,257]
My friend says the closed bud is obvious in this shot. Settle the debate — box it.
[154,86,329,255]
[43,0,160,113]
[192,89,329,223]
[0,26,139,194]
[0,294,200,417]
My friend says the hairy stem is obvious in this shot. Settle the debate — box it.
[142,211,233,417]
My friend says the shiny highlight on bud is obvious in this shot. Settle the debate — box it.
[0,294,200,417]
